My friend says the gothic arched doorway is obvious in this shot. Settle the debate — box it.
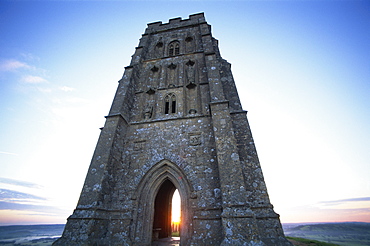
[132,160,192,245]
[153,179,176,239]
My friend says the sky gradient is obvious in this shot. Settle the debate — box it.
[0,0,369,225]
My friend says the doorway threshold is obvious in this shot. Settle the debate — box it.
[152,237,180,246]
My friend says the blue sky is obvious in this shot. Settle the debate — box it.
[0,0,369,225]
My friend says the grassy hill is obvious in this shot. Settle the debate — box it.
[283,222,370,246]
[287,236,340,246]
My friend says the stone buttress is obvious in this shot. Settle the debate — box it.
[53,13,292,246]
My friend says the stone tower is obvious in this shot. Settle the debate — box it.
[54,13,292,246]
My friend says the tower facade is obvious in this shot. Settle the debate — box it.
[54,13,291,246]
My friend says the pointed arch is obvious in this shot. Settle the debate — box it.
[131,159,193,245]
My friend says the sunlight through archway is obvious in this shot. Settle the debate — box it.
[171,189,181,236]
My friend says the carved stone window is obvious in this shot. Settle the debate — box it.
[164,93,176,114]
[168,41,180,56]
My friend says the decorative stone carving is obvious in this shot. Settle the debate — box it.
[151,66,159,72]
[155,40,164,58]
[168,63,177,70]
[186,60,196,89]
[185,36,193,42]
[189,132,201,146]
[186,60,195,66]
[189,109,197,114]
[133,140,146,151]
[143,103,153,119]
[185,36,195,53]
[156,42,163,48]
[146,87,156,95]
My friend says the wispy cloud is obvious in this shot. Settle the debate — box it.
[37,87,53,93]
[66,97,88,103]
[0,188,47,213]
[314,197,370,212]
[0,201,60,214]
[20,52,40,62]
[59,86,75,92]
[0,151,18,156]
[0,188,67,219]
[0,177,42,189]
[0,189,45,201]
[22,75,48,84]
[282,200,370,223]
[0,59,32,72]
[319,197,370,206]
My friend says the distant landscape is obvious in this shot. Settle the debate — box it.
[0,224,64,246]
[0,222,369,246]
[283,222,370,246]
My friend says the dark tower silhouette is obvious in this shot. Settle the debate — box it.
[54,13,292,246]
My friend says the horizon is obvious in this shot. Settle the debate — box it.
[1,1,369,225]
[1,221,370,227]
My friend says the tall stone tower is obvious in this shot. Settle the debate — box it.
[54,13,291,246]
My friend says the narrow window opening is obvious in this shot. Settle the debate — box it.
[165,97,170,114]
[175,43,180,55]
[164,94,177,115]
[172,100,176,114]
[169,44,174,56]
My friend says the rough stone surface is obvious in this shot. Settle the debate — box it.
[53,13,292,246]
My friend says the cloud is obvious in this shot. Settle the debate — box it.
[0,189,45,201]
[59,86,75,92]
[20,53,40,62]
[0,59,32,72]
[0,201,61,214]
[0,189,67,218]
[22,75,48,84]
[319,197,370,206]
[313,197,370,212]
[66,97,88,103]
[0,189,48,213]
[0,151,18,156]
[37,87,53,93]
[281,202,370,223]
[0,177,42,189]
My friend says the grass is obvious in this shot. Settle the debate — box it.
[287,236,340,246]
[171,231,180,237]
